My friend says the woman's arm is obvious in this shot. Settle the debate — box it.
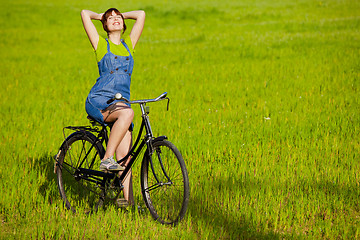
[122,10,146,49]
[81,10,103,50]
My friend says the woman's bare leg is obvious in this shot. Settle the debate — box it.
[115,130,134,205]
[101,102,134,160]
[101,102,134,204]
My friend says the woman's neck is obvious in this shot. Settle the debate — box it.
[108,32,122,45]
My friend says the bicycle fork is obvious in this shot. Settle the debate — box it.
[145,142,173,194]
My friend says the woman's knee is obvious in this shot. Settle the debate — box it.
[116,107,134,125]
[105,103,134,122]
[124,107,134,122]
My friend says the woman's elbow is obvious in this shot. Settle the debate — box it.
[81,10,89,18]
[139,10,146,18]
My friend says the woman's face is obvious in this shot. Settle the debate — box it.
[106,11,124,33]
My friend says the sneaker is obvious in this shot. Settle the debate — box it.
[100,157,125,172]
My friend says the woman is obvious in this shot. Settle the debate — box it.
[81,8,145,205]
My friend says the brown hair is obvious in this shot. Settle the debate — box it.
[101,8,127,34]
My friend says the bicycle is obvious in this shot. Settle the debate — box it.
[54,92,190,226]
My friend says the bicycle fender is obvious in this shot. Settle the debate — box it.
[153,136,168,143]
[53,149,62,174]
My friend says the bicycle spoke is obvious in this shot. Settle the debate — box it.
[58,160,77,175]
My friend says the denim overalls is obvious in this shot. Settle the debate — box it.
[85,38,134,124]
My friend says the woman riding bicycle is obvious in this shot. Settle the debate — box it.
[81,8,145,206]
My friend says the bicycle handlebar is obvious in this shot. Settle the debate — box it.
[107,92,169,105]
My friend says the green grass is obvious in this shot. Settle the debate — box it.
[1,0,359,238]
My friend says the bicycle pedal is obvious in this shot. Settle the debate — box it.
[116,198,129,208]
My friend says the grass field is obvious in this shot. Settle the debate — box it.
[1,0,359,238]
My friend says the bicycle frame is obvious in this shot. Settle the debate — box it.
[58,93,170,188]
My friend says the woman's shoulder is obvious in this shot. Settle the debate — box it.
[95,36,107,62]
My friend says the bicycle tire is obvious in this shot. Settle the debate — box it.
[56,131,105,213]
[141,140,190,226]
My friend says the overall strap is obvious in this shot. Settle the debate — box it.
[121,39,132,56]
[105,38,111,52]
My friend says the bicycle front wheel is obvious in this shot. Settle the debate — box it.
[56,131,105,213]
[141,140,190,226]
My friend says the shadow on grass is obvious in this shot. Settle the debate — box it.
[188,171,360,239]
[188,176,283,239]
[32,153,282,238]
[31,153,358,238]
[32,154,60,204]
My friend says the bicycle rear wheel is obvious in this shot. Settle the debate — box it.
[141,140,190,226]
[56,131,105,213]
